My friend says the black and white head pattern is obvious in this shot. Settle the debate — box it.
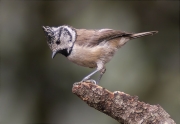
[43,25,76,54]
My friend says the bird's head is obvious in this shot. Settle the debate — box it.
[42,25,76,58]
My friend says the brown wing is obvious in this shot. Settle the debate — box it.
[75,29,132,47]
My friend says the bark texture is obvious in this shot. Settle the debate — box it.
[72,82,176,124]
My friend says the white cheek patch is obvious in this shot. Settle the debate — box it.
[63,26,76,43]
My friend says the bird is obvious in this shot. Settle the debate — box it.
[42,25,158,84]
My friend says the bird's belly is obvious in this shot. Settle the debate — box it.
[68,53,97,68]
[67,48,98,68]
[67,44,117,68]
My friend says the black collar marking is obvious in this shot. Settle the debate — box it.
[58,48,72,57]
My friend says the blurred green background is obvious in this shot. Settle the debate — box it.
[0,1,179,124]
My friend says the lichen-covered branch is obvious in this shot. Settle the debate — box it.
[72,82,176,124]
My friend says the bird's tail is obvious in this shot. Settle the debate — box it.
[129,31,158,39]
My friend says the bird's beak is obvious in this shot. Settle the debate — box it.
[52,51,57,59]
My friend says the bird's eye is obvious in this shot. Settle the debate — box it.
[56,40,60,45]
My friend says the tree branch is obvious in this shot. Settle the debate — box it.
[72,82,176,124]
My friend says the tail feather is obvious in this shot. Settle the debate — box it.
[129,31,158,39]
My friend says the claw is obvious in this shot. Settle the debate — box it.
[81,79,97,84]
[73,82,81,86]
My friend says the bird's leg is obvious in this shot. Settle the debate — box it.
[97,67,106,84]
[81,68,100,84]
[81,62,104,84]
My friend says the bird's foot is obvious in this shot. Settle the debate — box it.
[73,82,81,86]
[81,79,97,84]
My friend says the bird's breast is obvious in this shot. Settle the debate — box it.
[67,44,117,68]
